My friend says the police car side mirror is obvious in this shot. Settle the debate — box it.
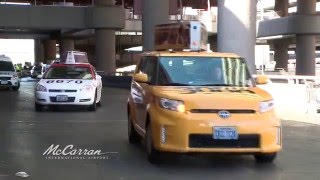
[96,74,102,80]
[37,74,43,79]
[256,75,269,85]
[133,73,149,83]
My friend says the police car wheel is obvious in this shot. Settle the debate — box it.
[96,101,101,107]
[254,153,277,163]
[88,91,97,111]
[35,102,43,112]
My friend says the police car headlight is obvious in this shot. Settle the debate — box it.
[159,98,185,113]
[36,84,47,92]
[80,85,94,92]
[259,100,274,113]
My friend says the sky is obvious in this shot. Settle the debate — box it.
[0,39,34,65]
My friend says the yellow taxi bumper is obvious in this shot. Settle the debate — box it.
[149,106,282,154]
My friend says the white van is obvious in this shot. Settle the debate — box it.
[0,55,20,91]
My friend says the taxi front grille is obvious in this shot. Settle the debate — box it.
[189,134,260,148]
[50,97,75,102]
[190,109,256,114]
[49,89,77,93]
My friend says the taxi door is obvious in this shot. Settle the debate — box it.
[131,56,158,134]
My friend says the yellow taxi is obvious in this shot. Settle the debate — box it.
[127,21,281,164]
[127,51,281,163]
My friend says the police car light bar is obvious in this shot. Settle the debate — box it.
[59,51,89,64]
[155,21,208,52]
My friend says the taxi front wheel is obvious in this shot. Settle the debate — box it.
[254,153,277,163]
[128,113,140,144]
[146,123,163,164]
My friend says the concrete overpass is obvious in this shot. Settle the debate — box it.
[0,0,319,75]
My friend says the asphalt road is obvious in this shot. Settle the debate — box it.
[0,82,319,180]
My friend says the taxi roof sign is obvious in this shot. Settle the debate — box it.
[59,51,89,64]
[155,21,208,51]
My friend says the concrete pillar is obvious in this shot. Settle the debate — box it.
[142,0,169,51]
[274,39,289,71]
[295,0,316,76]
[95,29,116,74]
[59,39,74,57]
[217,0,257,73]
[94,0,116,74]
[275,0,289,17]
[34,39,44,65]
[296,35,316,76]
[44,40,56,64]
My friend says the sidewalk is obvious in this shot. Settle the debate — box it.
[259,83,320,125]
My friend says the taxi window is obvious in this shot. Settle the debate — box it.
[136,56,158,84]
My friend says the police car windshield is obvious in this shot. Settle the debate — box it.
[44,65,93,80]
[158,57,254,87]
[0,61,14,71]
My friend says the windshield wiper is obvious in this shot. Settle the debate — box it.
[161,83,190,86]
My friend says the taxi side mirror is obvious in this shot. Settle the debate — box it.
[133,73,149,83]
[256,75,269,85]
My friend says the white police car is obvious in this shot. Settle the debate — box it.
[0,55,20,91]
[34,51,102,111]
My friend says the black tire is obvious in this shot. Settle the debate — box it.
[96,101,101,107]
[254,153,277,163]
[35,102,43,112]
[12,83,20,91]
[88,91,97,111]
[146,123,163,164]
[128,113,140,144]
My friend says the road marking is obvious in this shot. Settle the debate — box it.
[20,90,34,96]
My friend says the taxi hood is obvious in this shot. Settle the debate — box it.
[152,86,272,112]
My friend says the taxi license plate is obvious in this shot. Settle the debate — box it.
[213,127,238,140]
[0,81,8,85]
[56,95,68,102]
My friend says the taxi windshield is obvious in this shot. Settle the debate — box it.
[44,65,93,79]
[158,57,254,87]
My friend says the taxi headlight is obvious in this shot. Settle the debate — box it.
[36,84,47,92]
[159,98,185,113]
[259,100,274,113]
[80,85,94,92]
